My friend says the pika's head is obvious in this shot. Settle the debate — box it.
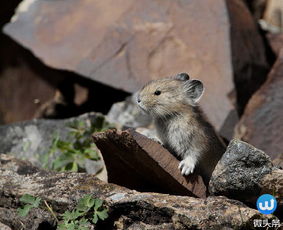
[136,73,204,117]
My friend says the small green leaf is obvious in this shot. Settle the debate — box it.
[77,195,95,211]
[97,209,108,221]
[57,223,64,230]
[79,225,89,230]
[77,218,90,230]
[61,210,73,222]
[58,221,76,230]
[85,198,95,209]
[19,194,41,208]
[56,140,73,151]
[52,155,73,170]
[92,213,98,224]
[20,194,36,204]
[17,194,42,218]
[68,222,76,230]
[32,197,41,208]
[61,210,81,222]
[92,198,108,224]
[94,199,103,210]
[84,148,99,160]
[79,218,88,225]
[17,205,32,217]
[70,162,78,172]
[49,133,60,152]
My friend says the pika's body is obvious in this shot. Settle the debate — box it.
[136,73,225,183]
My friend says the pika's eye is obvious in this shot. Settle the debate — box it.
[154,90,161,96]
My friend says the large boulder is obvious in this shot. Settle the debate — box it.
[0,154,278,229]
[0,112,107,180]
[3,0,270,134]
[0,35,61,125]
[235,49,283,167]
[209,139,283,218]
[225,0,270,114]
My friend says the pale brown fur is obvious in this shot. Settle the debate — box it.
[136,73,226,184]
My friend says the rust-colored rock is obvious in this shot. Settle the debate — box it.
[226,0,270,115]
[3,0,248,132]
[93,129,207,198]
[0,35,60,125]
[235,49,283,167]
[0,35,129,125]
[243,0,267,21]
[261,169,283,207]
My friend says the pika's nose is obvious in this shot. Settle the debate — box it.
[137,98,141,103]
[137,95,141,103]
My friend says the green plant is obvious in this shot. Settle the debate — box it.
[17,194,41,217]
[41,116,114,172]
[58,194,108,229]
[17,194,108,229]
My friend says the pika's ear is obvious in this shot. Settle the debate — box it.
[184,80,204,103]
[174,73,190,81]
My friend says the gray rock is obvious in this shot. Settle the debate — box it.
[234,49,283,168]
[209,139,273,200]
[107,94,152,128]
[106,94,163,142]
[0,222,12,230]
[0,112,107,180]
[0,154,278,230]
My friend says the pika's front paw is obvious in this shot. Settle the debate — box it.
[178,159,195,176]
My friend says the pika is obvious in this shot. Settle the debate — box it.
[136,73,226,183]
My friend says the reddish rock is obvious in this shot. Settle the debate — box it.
[3,0,233,132]
[93,129,207,198]
[235,49,283,167]
[0,36,128,125]
[3,0,270,133]
[243,0,267,21]
[0,36,60,124]
[226,0,270,115]
[0,1,59,124]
